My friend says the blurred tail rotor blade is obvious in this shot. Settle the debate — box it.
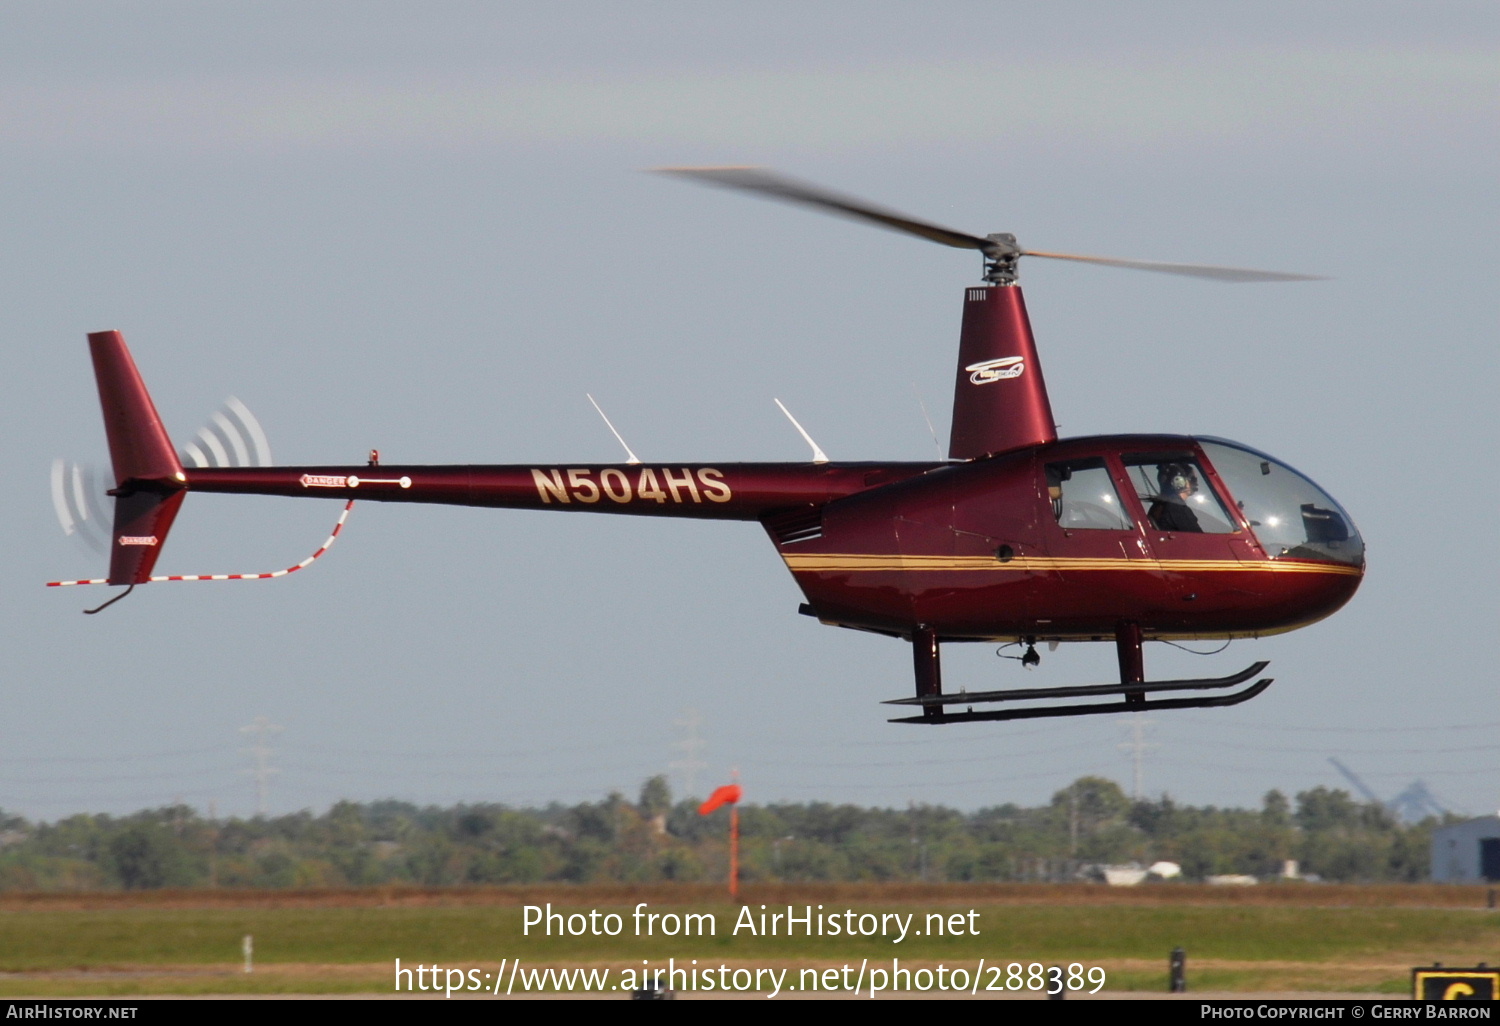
[177,397,273,469]
[190,424,231,467]
[211,411,250,466]
[1022,249,1326,283]
[181,440,209,468]
[652,166,996,253]
[224,396,272,466]
[49,459,76,536]
[50,458,111,554]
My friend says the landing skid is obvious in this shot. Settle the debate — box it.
[885,663,1271,724]
[889,624,1271,725]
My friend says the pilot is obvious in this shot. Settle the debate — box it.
[1148,463,1203,533]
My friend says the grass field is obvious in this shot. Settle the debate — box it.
[1,884,1495,997]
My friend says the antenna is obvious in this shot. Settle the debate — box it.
[913,388,943,460]
[773,399,829,464]
[1389,780,1449,823]
[586,394,641,464]
[1327,756,1385,805]
[1328,757,1450,823]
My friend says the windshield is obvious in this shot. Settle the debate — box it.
[1197,438,1364,567]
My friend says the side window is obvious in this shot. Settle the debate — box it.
[1122,454,1237,534]
[1045,458,1134,530]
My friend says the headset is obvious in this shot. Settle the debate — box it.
[1159,462,1198,496]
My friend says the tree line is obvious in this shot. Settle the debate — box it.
[0,777,1451,890]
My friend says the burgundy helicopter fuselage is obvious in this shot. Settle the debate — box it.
[70,182,1363,723]
[177,283,1362,648]
[181,432,1361,646]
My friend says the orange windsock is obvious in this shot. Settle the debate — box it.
[697,784,742,815]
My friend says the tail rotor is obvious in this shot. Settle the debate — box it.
[51,330,357,610]
[180,396,272,470]
[51,396,274,556]
[49,458,112,555]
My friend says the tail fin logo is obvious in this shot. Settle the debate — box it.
[965,356,1025,384]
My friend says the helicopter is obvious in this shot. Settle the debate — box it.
[51,168,1364,725]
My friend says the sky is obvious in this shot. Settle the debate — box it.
[3,1,1497,822]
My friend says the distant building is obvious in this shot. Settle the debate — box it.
[1087,861,1183,885]
[1148,861,1182,880]
[1431,816,1500,883]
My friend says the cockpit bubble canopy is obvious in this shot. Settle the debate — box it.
[1197,438,1364,567]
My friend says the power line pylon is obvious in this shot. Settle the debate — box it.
[669,709,708,801]
[239,716,283,816]
[1119,714,1157,800]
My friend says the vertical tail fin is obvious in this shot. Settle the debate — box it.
[947,286,1057,459]
[87,331,186,585]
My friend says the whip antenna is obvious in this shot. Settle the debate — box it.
[773,399,829,464]
[586,394,641,464]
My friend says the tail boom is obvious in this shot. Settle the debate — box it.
[182,462,937,520]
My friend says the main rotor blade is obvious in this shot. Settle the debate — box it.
[655,166,1325,282]
[653,166,995,253]
[1022,249,1325,283]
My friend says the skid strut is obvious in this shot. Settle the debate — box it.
[1118,621,1145,706]
[888,623,1271,725]
[913,624,943,721]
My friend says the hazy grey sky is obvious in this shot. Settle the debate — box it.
[5,2,1497,821]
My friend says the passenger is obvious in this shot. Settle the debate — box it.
[1045,464,1067,521]
[1148,463,1203,533]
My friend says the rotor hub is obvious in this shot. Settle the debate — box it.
[982,233,1022,286]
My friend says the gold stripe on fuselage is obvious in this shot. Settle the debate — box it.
[779,554,1363,576]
